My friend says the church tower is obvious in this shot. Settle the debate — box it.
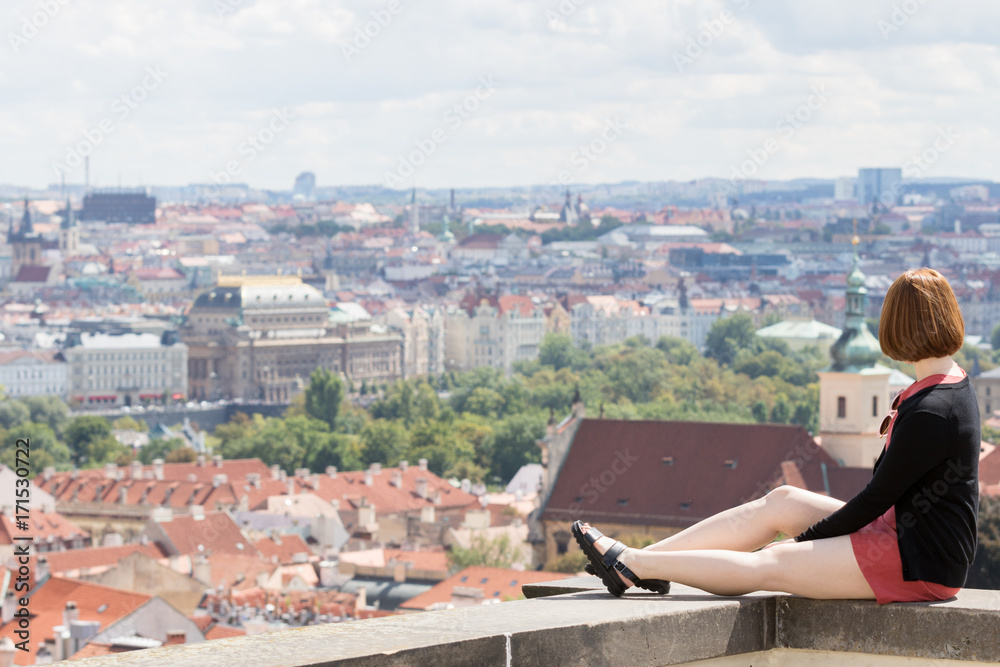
[10,198,43,275]
[817,237,891,467]
[59,198,80,256]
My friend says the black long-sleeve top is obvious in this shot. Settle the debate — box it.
[796,377,980,588]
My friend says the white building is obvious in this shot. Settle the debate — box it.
[445,297,546,374]
[64,330,188,408]
[380,305,446,379]
[0,350,68,399]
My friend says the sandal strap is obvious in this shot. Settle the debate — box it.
[601,540,641,585]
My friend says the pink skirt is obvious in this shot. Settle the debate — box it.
[850,506,960,604]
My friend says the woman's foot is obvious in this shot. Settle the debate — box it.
[579,524,671,594]
[579,523,636,589]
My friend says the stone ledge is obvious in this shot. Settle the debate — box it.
[70,579,1000,666]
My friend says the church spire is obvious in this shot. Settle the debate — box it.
[828,231,881,372]
[19,198,33,235]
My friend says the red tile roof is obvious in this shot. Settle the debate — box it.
[399,566,571,610]
[27,542,166,585]
[0,510,88,546]
[204,624,246,640]
[0,577,151,665]
[204,553,275,590]
[134,267,186,281]
[384,548,449,573]
[149,511,259,558]
[497,295,536,318]
[980,447,1000,493]
[254,533,313,564]
[541,419,845,529]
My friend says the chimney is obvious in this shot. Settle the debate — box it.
[36,555,50,584]
[118,487,128,504]
[246,473,261,489]
[295,468,310,480]
[103,463,118,479]
[212,474,228,488]
[326,466,338,478]
[196,454,206,467]
[390,471,402,488]
[192,555,211,584]
[399,460,408,472]
[358,503,376,528]
[187,473,198,482]
[130,460,143,480]
[164,631,186,646]
[68,620,101,656]
[43,466,55,482]
[418,458,428,472]
[369,462,382,475]
[460,478,471,494]
[152,459,164,481]
[310,473,320,489]
[102,533,123,547]
[190,505,205,519]
[364,470,373,487]
[212,455,223,468]
[420,505,435,524]
[270,464,281,480]
[279,470,287,481]
[415,478,428,499]
[0,637,15,667]
[287,478,295,496]
[63,601,79,629]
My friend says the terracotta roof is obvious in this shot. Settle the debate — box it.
[497,295,536,318]
[541,419,845,529]
[0,510,88,546]
[204,624,246,640]
[254,533,313,564]
[277,465,477,515]
[384,548,449,573]
[28,542,166,584]
[0,576,151,665]
[0,349,62,365]
[150,511,259,558]
[399,566,571,610]
[980,447,1000,491]
[204,553,275,590]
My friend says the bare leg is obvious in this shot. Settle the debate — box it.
[642,486,845,554]
[587,530,874,599]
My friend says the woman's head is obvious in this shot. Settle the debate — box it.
[879,268,964,362]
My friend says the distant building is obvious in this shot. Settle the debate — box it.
[7,198,43,276]
[81,188,156,223]
[834,176,856,201]
[294,172,316,199]
[0,349,68,399]
[182,275,403,401]
[445,296,546,374]
[63,330,188,408]
[857,168,902,211]
[756,319,842,357]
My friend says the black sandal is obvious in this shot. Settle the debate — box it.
[583,562,670,594]
[571,521,671,597]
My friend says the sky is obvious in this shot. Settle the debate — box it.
[3,0,1000,192]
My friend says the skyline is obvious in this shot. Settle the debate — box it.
[4,0,1000,190]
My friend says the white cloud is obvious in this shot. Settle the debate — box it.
[3,0,1000,190]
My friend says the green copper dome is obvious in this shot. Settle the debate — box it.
[828,252,882,372]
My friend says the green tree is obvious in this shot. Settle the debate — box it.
[139,437,187,464]
[2,423,71,472]
[751,401,768,423]
[705,313,758,365]
[111,415,148,432]
[464,387,505,418]
[488,413,545,483]
[539,333,577,371]
[447,532,522,571]
[21,396,69,436]
[656,337,699,365]
[967,496,1000,590]
[770,397,791,424]
[165,446,198,463]
[359,420,410,466]
[65,415,113,466]
[304,367,344,430]
[304,433,364,472]
[0,401,30,430]
[991,323,1000,353]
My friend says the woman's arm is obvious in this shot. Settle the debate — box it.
[795,410,952,542]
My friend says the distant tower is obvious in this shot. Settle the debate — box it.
[294,172,316,199]
[559,189,579,225]
[10,198,43,275]
[817,237,891,467]
[410,187,420,234]
[59,198,79,256]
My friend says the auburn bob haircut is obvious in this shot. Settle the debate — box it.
[879,268,965,362]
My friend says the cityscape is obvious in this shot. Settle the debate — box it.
[3,0,1000,664]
